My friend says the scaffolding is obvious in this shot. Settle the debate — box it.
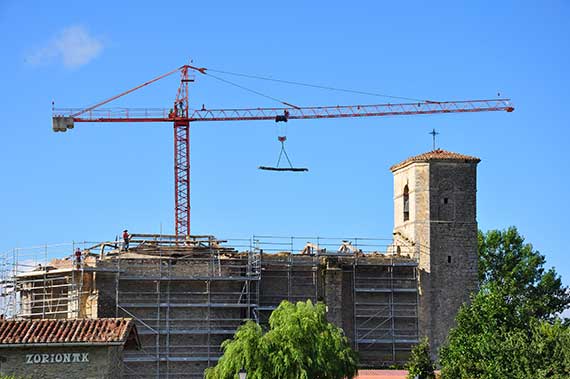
[253,235,419,365]
[352,257,418,366]
[94,234,261,379]
[1,234,418,377]
[0,241,100,320]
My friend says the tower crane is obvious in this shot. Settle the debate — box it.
[52,64,514,237]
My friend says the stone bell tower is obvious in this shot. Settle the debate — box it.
[390,149,480,354]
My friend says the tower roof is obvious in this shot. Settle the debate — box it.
[390,149,480,172]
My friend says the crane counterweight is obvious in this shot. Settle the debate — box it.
[52,116,74,132]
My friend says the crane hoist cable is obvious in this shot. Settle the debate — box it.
[203,71,307,172]
[258,135,308,172]
[257,110,308,172]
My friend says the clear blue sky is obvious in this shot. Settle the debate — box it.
[1,1,569,286]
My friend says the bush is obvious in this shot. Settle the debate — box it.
[405,337,435,379]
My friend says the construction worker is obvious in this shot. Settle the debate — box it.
[122,230,131,252]
[74,248,82,269]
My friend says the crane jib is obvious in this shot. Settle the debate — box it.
[52,99,514,131]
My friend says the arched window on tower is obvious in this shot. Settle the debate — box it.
[403,185,410,221]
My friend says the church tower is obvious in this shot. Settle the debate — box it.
[390,149,480,353]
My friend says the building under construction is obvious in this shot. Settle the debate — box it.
[0,149,480,378]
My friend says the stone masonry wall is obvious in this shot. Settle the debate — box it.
[428,162,479,351]
[0,345,124,379]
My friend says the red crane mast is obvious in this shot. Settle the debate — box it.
[52,64,514,237]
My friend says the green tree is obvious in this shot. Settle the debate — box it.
[405,337,435,379]
[478,227,570,321]
[439,227,570,378]
[204,321,267,379]
[205,300,358,379]
[440,288,570,379]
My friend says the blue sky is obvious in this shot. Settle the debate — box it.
[0,1,569,287]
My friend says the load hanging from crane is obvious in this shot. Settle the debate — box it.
[259,136,309,172]
[259,110,308,172]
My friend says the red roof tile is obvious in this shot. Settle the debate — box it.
[0,318,138,347]
[390,149,480,172]
[355,370,408,379]
[355,369,441,378]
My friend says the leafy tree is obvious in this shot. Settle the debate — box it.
[529,320,570,378]
[205,300,358,379]
[204,321,267,379]
[478,227,570,320]
[439,227,570,378]
[440,288,570,379]
[405,337,435,379]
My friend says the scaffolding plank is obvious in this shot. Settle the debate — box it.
[124,356,221,363]
[119,302,257,308]
[357,338,419,344]
[355,288,417,293]
[118,276,259,281]
[137,329,238,335]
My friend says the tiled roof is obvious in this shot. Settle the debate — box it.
[390,149,480,171]
[0,318,139,347]
[355,370,408,379]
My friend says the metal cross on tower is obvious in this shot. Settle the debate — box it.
[429,128,440,150]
